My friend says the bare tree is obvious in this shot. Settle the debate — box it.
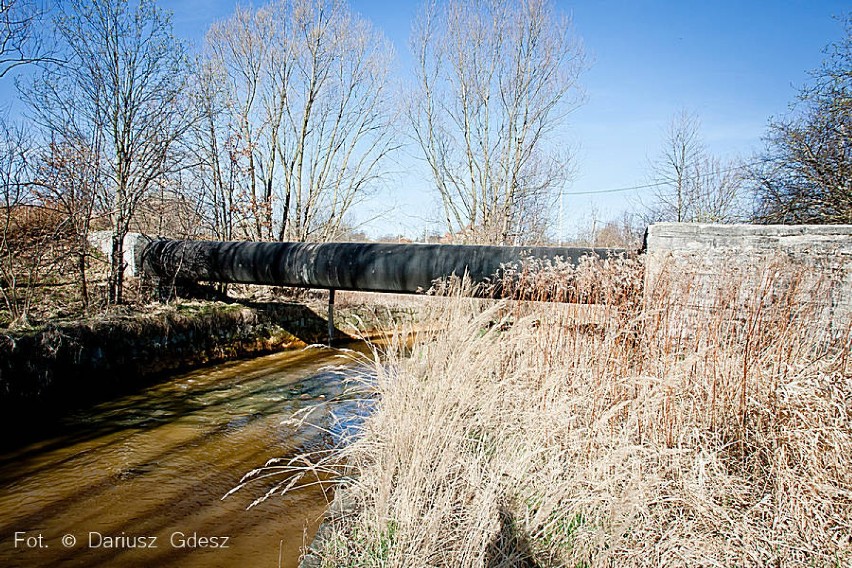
[689,154,743,222]
[649,110,702,223]
[32,136,101,308]
[0,117,32,320]
[184,57,245,242]
[199,0,397,243]
[409,0,586,244]
[647,110,743,224]
[0,0,48,77]
[22,0,192,304]
[202,5,277,240]
[277,0,398,243]
[751,14,851,224]
[0,117,68,323]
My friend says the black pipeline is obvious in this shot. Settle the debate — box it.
[142,239,620,295]
[142,239,623,344]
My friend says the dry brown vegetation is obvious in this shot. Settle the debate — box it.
[0,204,85,324]
[0,195,207,327]
[267,254,851,567]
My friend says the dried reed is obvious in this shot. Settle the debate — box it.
[272,254,852,567]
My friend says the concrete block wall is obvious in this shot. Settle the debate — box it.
[88,231,151,278]
[644,223,852,330]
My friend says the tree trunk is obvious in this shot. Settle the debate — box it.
[78,238,89,309]
[278,188,291,242]
[109,220,126,304]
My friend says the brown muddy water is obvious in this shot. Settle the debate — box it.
[0,344,371,568]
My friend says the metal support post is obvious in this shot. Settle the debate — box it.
[327,288,335,346]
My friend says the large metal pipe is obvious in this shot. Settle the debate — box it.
[142,239,622,295]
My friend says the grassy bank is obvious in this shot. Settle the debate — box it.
[290,256,850,567]
[0,296,420,412]
[0,301,297,407]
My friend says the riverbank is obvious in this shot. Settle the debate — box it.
[0,295,420,415]
[297,256,852,567]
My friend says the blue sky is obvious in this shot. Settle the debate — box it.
[340,1,848,238]
[6,1,849,239]
[559,1,849,235]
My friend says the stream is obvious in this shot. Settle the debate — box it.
[0,343,369,568]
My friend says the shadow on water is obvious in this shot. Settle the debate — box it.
[0,340,376,568]
[0,298,352,452]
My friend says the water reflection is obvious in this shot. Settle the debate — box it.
[0,343,372,568]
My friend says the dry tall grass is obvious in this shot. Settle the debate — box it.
[289,254,851,567]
